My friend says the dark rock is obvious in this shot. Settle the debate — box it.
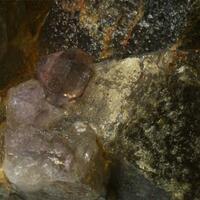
[6,80,64,129]
[42,0,192,60]
[109,160,170,200]
[60,0,84,13]
[179,1,200,50]
[1,0,199,199]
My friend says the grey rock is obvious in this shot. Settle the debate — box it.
[109,160,170,200]
[114,50,200,200]
[42,0,193,59]
[0,186,10,200]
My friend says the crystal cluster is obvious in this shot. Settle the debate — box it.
[3,79,106,199]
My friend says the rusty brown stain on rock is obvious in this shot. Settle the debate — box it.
[78,0,144,59]
[61,0,85,13]
[121,0,144,47]
[100,16,122,59]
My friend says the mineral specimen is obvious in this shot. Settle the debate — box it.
[3,123,106,197]
[6,79,64,129]
[3,50,200,199]
[4,77,107,199]
[37,49,93,106]
[42,0,193,59]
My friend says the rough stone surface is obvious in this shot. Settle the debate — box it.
[42,0,192,60]
[50,49,200,199]
[114,50,200,200]
[60,56,142,143]
[109,160,170,200]
[2,49,200,199]
[179,0,200,50]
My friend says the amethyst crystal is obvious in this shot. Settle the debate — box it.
[37,49,93,106]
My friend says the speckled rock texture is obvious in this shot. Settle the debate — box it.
[114,50,200,200]
[0,0,200,200]
[0,48,200,200]
[42,0,196,60]
[48,49,199,200]
[1,49,200,200]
